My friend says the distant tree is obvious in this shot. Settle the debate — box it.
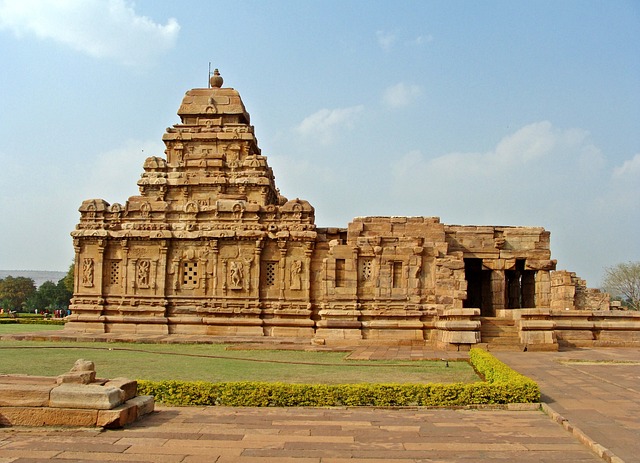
[55,277,73,309]
[0,276,36,312]
[26,281,57,311]
[602,261,640,311]
[62,262,74,294]
[25,274,73,312]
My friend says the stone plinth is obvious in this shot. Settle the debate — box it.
[433,308,481,351]
[0,360,153,428]
[517,309,558,351]
[315,307,363,343]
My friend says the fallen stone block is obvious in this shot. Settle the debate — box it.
[0,382,53,407]
[0,406,98,427]
[96,395,154,428]
[97,401,138,428]
[50,383,124,410]
[56,370,97,384]
[129,395,155,418]
[105,378,138,401]
[57,358,97,384]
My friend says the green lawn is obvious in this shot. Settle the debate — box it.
[0,325,479,384]
[0,323,65,333]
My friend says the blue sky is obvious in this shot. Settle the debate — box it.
[0,0,638,287]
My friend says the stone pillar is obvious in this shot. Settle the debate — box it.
[535,270,551,307]
[491,270,505,312]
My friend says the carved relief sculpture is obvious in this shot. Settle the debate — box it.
[290,259,302,290]
[137,260,151,288]
[229,260,243,289]
[81,258,94,288]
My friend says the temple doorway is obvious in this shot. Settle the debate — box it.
[464,258,493,316]
[505,259,536,308]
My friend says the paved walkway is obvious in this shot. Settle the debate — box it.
[0,333,638,462]
[0,405,602,463]
[496,348,640,463]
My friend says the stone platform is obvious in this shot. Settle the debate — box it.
[0,360,154,429]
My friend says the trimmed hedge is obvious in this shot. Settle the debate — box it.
[137,348,539,407]
[0,318,65,325]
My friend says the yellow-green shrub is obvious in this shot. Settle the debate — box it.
[137,350,539,407]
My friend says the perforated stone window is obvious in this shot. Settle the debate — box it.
[360,258,373,282]
[265,261,277,286]
[182,262,198,287]
[109,260,121,286]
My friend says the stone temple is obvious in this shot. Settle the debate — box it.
[69,71,639,350]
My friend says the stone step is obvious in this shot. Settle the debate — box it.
[475,342,526,352]
[481,327,518,335]
[478,317,523,349]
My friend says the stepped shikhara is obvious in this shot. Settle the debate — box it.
[69,71,624,349]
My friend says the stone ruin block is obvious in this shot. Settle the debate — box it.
[0,359,154,428]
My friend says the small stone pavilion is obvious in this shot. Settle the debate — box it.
[69,71,639,350]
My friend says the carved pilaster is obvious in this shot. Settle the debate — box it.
[221,259,228,295]
[122,240,129,295]
[211,240,219,297]
[130,258,138,292]
[72,239,81,295]
[278,240,287,300]
[253,240,263,299]
[303,242,314,302]
[95,239,106,295]
[157,240,168,297]
[373,246,382,299]
[151,259,159,295]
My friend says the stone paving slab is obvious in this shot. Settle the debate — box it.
[0,406,603,462]
[496,348,640,463]
[1,332,637,462]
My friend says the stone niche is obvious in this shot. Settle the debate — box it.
[68,70,612,347]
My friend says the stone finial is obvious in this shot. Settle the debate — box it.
[210,68,223,88]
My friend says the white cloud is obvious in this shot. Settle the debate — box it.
[376,30,396,51]
[607,153,640,210]
[0,0,179,67]
[613,153,640,179]
[390,121,608,224]
[411,34,434,45]
[383,82,423,108]
[387,121,640,286]
[295,106,364,145]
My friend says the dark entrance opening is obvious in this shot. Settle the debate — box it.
[464,258,493,316]
[505,259,536,308]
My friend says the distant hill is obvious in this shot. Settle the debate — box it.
[0,270,67,288]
